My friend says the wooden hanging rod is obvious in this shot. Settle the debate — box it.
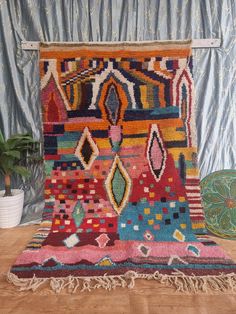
[21,39,221,50]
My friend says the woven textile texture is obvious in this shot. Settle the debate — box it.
[8,41,236,293]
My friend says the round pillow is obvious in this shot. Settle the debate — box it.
[200,170,236,239]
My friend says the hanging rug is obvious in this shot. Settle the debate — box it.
[8,40,236,293]
[201,170,236,240]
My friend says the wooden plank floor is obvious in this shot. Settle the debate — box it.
[0,225,236,314]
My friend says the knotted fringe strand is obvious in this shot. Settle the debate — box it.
[7,270,236,294]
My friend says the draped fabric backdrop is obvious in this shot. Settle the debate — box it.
[0,0,235,224]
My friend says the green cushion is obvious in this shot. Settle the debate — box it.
[200,170,236,239]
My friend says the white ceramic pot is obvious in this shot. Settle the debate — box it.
[0,189,24,228]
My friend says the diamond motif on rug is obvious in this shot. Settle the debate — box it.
[105,154,131,215]
[97,75,129,123]
[105,84,121,125]
[74,127,99,170]
[143,230,154,241]
[138,244,151,257]
[147,124,167,182]
[95,233,110,248]
[173,229,185,242]
[72,201,85,227]
[63,234,80,249]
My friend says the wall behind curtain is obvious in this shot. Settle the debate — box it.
[0,0,235,223]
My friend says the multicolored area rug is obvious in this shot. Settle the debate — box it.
[201,170,236,239]
[8,40,236,293]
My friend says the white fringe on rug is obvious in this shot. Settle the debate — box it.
[7,270,236,294]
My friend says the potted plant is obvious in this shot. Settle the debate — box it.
[0,130,39,228]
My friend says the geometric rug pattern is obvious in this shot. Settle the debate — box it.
[8,41,236,293]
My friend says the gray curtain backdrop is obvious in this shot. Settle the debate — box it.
[0,0,235,223]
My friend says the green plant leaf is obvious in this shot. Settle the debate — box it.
[0,142,6,153]
[0,156,14,174]
[6,134,37,151]
[14,166,30,177]
[0,130,4,144]
[3,150,21,159]
[0,132,40,178]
